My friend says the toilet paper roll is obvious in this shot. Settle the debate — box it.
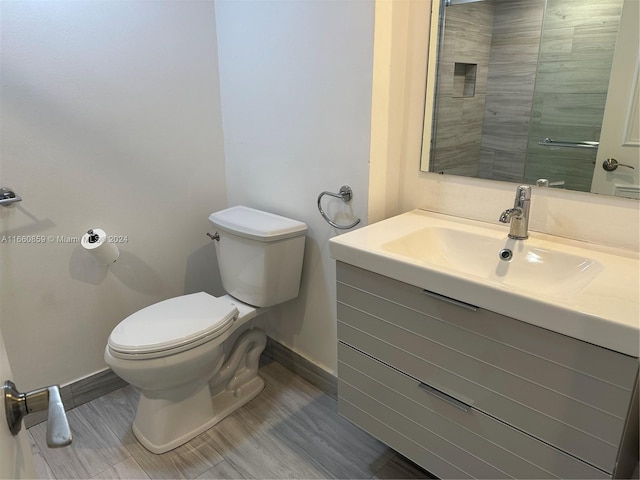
[81,228,120,265]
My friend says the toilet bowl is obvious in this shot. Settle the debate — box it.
[104,206,307,454]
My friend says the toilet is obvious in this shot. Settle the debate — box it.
[104,206,307,454]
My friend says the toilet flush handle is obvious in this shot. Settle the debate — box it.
[206,232,220,241]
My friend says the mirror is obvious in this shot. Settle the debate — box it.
[421,0,640,199]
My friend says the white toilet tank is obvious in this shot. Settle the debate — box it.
[208,206,308,307]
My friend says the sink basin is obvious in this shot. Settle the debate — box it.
[329,209,639,356]
[382,227,602,298]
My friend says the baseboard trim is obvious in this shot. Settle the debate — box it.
[24,369,127,428]
[263,336,337,399]
[25,336,337,429]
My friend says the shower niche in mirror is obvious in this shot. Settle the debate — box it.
[421,0,639,198]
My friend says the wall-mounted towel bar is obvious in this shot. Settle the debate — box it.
[317,185,361,230]
[0,188,22,207]
[538,137,599,149]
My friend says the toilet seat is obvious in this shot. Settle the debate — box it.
[108,292,238,359]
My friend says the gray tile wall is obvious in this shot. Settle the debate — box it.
[431,1,495,176]
[478,0,545,182]
[441,0,621,188]
[523,0,623,191]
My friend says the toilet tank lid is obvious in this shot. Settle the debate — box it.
[209,206,307,242]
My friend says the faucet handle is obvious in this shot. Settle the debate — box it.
[515,185,531,206]
[517,185,531,198]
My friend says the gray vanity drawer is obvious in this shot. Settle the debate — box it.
[336,262,638,474]
[338,343,609,479]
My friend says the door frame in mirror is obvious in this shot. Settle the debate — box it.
[420,0,444,173]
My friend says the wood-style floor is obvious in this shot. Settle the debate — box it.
[28,358,435,479]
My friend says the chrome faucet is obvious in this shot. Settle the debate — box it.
[499,185,531,240]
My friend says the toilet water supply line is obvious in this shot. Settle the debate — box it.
[211,329,267,392]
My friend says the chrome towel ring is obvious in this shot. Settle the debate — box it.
[317,185,361,230]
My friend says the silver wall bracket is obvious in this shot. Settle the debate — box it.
[0,188,22,207]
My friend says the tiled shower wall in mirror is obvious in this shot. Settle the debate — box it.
[522,0,623,191]
[477,0,545,182]
[432,1,494,177]
[433,0,623,190]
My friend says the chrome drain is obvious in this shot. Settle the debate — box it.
[498,248,513,261]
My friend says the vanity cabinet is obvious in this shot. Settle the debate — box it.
[336,261,639,479]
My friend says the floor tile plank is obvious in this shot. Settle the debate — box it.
[28,431,56,480]
[194,459,246,479]
[30,403,130,479]
[29,359,419,480]
[85,386,224,480]
[90,457,150,479]
[250,360,395,478]
[206,410,332,479]
[373,454,436,479]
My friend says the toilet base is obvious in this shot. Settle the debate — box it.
[132,375,265,454]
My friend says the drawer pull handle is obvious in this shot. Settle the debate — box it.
[421,290,478,311]
[418,382,472,412]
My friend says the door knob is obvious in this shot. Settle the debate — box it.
[602,158,635,171]
[3,380,72,448]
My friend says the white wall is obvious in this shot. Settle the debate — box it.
[368,0,409,223]
[0,1,228,390]
[215,0,374,373]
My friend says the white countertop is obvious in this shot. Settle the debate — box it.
[329,209,640,357]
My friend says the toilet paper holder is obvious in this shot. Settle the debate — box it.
[81,228,120,265]
[86,229,100,243]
